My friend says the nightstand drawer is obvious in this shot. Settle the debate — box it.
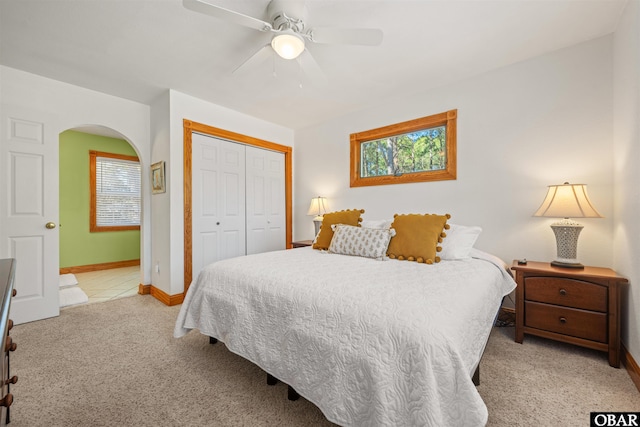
[525,301,607,343]
[524,277,607,312]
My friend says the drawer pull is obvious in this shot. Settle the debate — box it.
[5,376,17,385]
[7,319,13,332]
[4,337,16,352]
[0,393,13,408]
[559,317,567,324]
[559,289,567,296]
[11,289,16,297]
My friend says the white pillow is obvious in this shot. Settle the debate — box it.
[360,219,393,229]
[328,224,396,260]
[439,224,482,260]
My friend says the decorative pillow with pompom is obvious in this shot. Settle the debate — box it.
[328,224,396,260]
[312,209,365,250]
[386,213,451,264]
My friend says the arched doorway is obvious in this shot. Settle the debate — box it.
[58,125,145,306]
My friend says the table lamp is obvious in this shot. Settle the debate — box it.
[307,196,327,237]
[533,182,602,268]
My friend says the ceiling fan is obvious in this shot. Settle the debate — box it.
[183,0,383,81]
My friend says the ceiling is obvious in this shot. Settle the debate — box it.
[0,0,627,131]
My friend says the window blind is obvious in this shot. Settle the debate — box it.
[95,156,141,227]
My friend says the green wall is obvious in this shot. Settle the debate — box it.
[59,130,141,268]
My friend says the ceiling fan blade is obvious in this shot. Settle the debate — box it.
[183,0,273,32]
[298,50,328,87]
[232,44,274,74]
[309,27,383,46]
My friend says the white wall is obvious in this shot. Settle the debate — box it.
[149,91,171,294]
[294,36,614,272]
[0,66,152,284]
[150,90,294,296]
[613,0,640,369]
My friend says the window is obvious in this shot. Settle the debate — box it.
[90,150,141,232]
[350,109,457,187]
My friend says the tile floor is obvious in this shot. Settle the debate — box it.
[74,266,140,304]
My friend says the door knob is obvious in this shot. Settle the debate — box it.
[45,222,56,229]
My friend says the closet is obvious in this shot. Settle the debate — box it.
[191,132,285,280]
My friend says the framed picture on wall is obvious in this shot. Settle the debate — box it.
[151,161,166,194]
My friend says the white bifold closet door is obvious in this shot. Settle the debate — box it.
[192,133,246,279]
[191,133,285,281]
[245,145,286,255]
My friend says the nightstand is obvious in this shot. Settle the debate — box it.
[291,240,313,248]
[511,261,627,368]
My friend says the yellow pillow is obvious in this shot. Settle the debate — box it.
[312,209,365,250]
[387,213,451,264]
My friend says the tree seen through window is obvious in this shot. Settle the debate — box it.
[350,109,456,187]
[360,126,446,178]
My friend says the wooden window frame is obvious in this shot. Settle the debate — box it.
[350,109,457,187]
[89,150,141,232]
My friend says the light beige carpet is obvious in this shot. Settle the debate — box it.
[8,295,639,426]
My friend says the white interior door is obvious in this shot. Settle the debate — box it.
[0,105,60,324]
[192,133,246,280]
[246,146,285,255]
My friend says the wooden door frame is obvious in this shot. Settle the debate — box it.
[183,119,293,293]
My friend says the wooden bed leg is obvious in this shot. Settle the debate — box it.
[287,385,300,401]
[209,336,218,345]
[472,365,480,386]
[266,374,278,386]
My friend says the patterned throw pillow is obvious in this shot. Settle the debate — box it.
[386,213,451,264]
[328,224,396,260]
[313,209,365,250]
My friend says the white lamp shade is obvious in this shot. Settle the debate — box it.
[271,33,305,59]
[533,183,603,218]
[307,197,327,216]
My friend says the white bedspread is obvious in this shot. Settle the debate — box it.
[175,247,516,427]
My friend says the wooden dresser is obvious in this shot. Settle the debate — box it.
[0,259,17,425]
[511,261,627,368]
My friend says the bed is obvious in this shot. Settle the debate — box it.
[174,241,516,427]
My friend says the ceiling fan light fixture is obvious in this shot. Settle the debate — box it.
[271,33,305,59]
